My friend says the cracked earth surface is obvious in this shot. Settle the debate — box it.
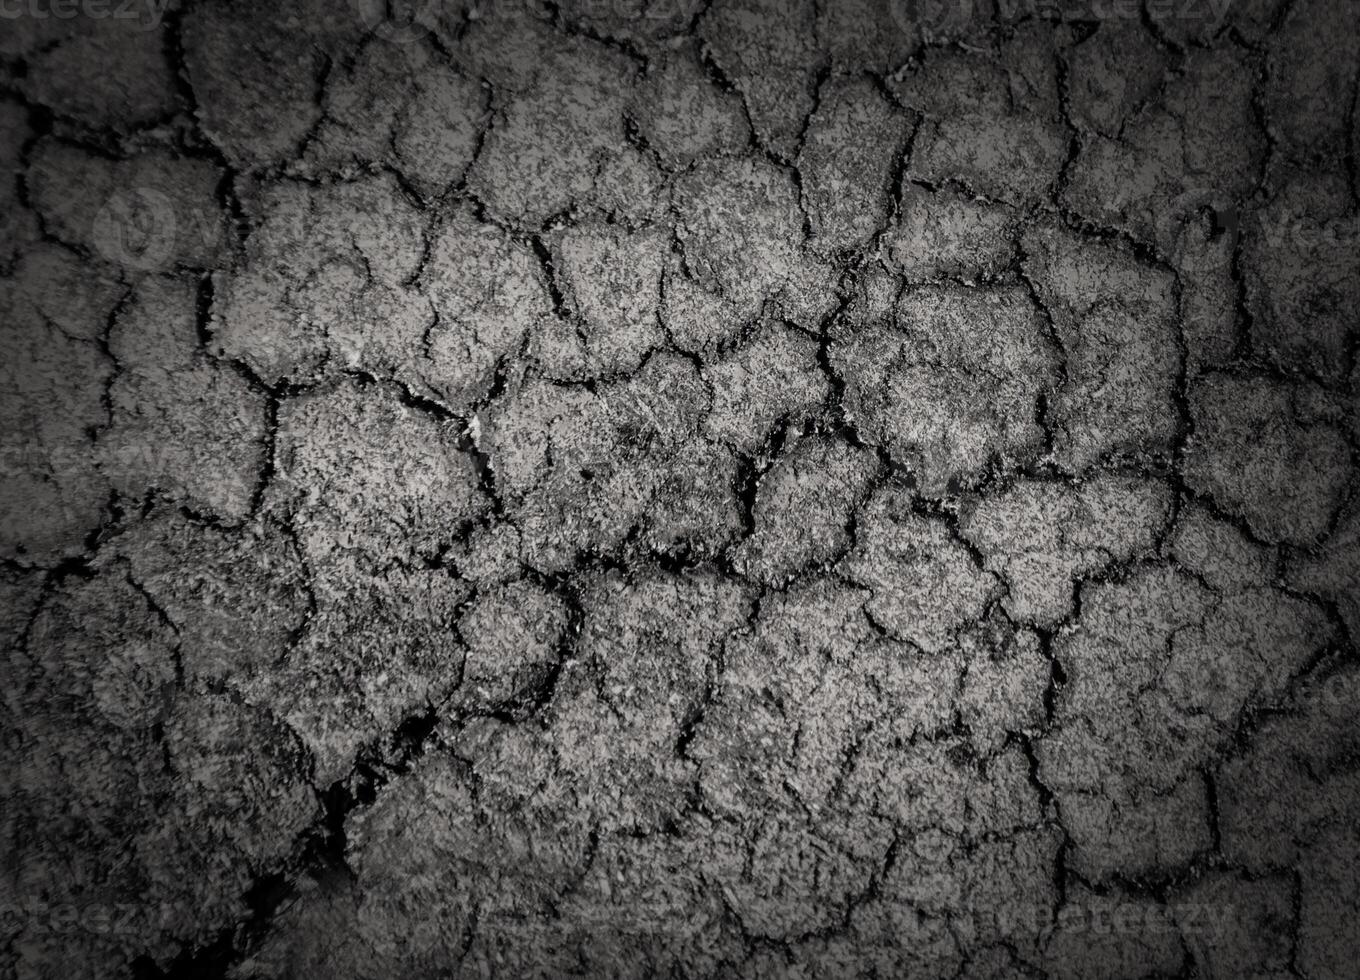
[2,0,1360,977]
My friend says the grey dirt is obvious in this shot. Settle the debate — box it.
[1,0,1359,977]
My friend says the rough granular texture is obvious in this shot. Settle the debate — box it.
[2,2,1359,978]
